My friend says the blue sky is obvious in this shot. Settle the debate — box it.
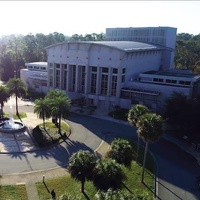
[0,1,199,36]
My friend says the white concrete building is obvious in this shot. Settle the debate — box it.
[20,62,48,93]
[20,27,200,113]
[121,69,200,111]
[106,26,177,70]
[45,41,167,107]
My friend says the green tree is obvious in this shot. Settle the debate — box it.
[128,104,150,162]
[107,138,134,167]
[164,92,189,130]
[93,158,125,191]
[49,95,71,136]
[137,113,163,183]
[34,98,51,129]
[45,89,67,99]
[6,78,27,118]
[46,89,71,135]
[0,85,9,114]
[68,150,96,193]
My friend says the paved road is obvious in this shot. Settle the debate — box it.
[1,102,200,199]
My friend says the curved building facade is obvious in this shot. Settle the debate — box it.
[45,41,173,110]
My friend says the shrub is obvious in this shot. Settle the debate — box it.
[32,125,44,147]
[107,138,134,167]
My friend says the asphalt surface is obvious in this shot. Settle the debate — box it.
[1,100,200,200]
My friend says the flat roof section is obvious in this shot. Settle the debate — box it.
[142,70,200,79]
[25,62,47,66]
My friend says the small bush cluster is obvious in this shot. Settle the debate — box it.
[108,106,129,121]
[32,125,61,147]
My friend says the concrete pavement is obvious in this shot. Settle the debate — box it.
[0,106,110,200]
[1,101,200,200]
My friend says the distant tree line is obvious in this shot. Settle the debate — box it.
[174,33,200,73]
[1,31,200,82]
[0,32,105,82]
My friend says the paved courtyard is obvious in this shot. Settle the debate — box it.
[0,129,37,153]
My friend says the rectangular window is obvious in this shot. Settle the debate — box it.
[153,78,163,83]
[166,79,177,84]
[102,67,108,73]
[80,66,85,92]
[90,73,97,94]
[62,64,67,70]
[113,68,118,74]
[122,68,126,74]
[111,76,117,96]
[179,80,191,85]
[101,74,108,95]
[92,66,97,72]
[49,69,53,87]
[55,69,60,88]
[56,64,60,69]
[62,70,67,90]
[49,63,53,68]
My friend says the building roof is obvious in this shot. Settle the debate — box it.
[25,62,47,66]
[143,70,200,80]
[46,41,166,52]
[89,41,161,51]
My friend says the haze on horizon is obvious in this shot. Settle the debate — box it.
[0,1,199,37]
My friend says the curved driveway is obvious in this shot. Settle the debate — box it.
[1,103,200,200]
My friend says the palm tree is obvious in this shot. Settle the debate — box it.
[128,104,150,162]
[93,158,125,191]
[50,95,71,136]
[68,150,96,193]
[107,138,134,167]
[0,85,9,115]
[137,112,163,183]
[6,78,27,118]
[45,89,67,99]
[34,98,51,129]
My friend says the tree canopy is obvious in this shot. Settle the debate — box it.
[175,33,200,73]
[0,32,105,82]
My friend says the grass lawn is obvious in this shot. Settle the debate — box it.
[4,112,27,120]
[0,185,28,200]
[36,160,154,200]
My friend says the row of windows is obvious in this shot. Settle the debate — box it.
[153,78,191,86]
[108,29,166,37]
[50,64,124,75]
[126,50,161,59]
[49,64,120,97]
[27,66,47,71]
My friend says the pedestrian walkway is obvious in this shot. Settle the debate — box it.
[0,112,49,153]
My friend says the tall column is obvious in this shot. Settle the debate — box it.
[85,65,89,94]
